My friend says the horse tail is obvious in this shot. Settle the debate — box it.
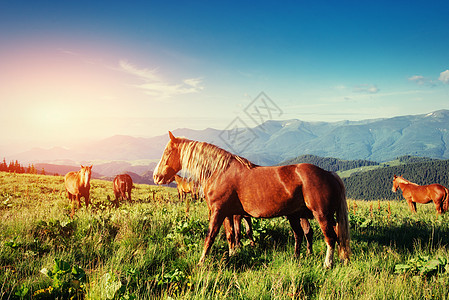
[332,172,351,264]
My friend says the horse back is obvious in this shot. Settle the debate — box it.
[295,163,344,210]
[114,174,133,193]
[223,163,342,218]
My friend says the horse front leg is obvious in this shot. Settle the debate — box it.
[406,198,417,213]
[224,216,236,255]
[243,216,255,247]
[287,214,305,257]
[233,215,242,248]
[198,210,225,265]
[84,192,90,208]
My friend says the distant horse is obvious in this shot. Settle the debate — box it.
[153,132,350,268]
[113,174,133,207]
[64,165,92,218]
[174,175,198,201]
[392,175,449,214]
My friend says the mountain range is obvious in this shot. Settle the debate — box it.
[6,109,449,178]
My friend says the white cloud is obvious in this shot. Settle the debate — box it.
[439,70,449,84]
[353,84,379,94]
[118,60,203,98]
[408,75,437,86]
[119,60,160,82]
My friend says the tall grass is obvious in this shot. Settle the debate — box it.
[1,171,449,299]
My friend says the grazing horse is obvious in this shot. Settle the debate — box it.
[113,174,133,207]
[174,175,198,201]
[392,175,449,214]
[153,132,350,268]
[64,165,92,218]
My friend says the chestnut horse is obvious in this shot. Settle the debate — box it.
[153,132,350,268]
[113,174,133,207]
[174,174,198,201]
[64,165,92,218]
[392,175,449,214]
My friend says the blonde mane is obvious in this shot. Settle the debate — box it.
[395,176,418,186]
[177,138,257,185]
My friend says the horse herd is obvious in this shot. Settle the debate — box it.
[64,131,449,269]
[64,168,133,218]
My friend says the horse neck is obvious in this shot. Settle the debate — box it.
[78,171,90,188]
[397,178,417,189]
[178,140,234,184]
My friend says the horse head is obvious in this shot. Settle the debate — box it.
[80,165,92,186]
[153,131,182,184]
[392,175,399,192]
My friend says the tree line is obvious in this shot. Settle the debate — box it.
[343,159,449,200]
[0,158,46,175]
[279,154,379,172]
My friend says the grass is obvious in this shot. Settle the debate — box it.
[1,171,449,299]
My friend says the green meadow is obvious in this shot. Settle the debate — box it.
[1,171,449,299]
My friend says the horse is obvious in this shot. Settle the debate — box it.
[174,174,198,201]
[64,165,92,218]
[153,132,350,268]
[113,174,133,207]
[392,175,449,214]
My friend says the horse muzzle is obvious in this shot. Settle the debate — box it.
[153,174,166,185]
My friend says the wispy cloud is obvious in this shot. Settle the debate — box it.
[118,60,203,98]
[408,75,437,87]
[439,70,449,84]
[353,84,379,94]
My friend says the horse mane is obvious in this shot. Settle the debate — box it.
[396,176,418,186]
[177,138,257,184]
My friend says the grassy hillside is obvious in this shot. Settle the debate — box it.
[1,172,449,299]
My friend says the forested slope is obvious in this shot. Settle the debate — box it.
[343,159,449,200]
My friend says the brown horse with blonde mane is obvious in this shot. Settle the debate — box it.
[153,132,350,268]
[64,165,92,218]
[392,175,449,214]
[113,174,133,207]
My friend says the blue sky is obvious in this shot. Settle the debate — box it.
[1,1,448,151]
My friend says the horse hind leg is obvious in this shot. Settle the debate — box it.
[434,200,443,215]
[314,214,337,269]
[127,189,132,203]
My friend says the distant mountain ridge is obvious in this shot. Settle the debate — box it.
[7,109,449,174]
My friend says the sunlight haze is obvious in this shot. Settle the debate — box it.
[1,1,448,155]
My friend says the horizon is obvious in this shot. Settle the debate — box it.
[3,108,448,157]
[1,1,449,155]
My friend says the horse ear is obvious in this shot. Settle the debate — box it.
[80,165,84,168]
[169,131,177,142]
[89,165,93,169]
[394,174,397,179]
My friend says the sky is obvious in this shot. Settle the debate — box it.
[1,0,449,154]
